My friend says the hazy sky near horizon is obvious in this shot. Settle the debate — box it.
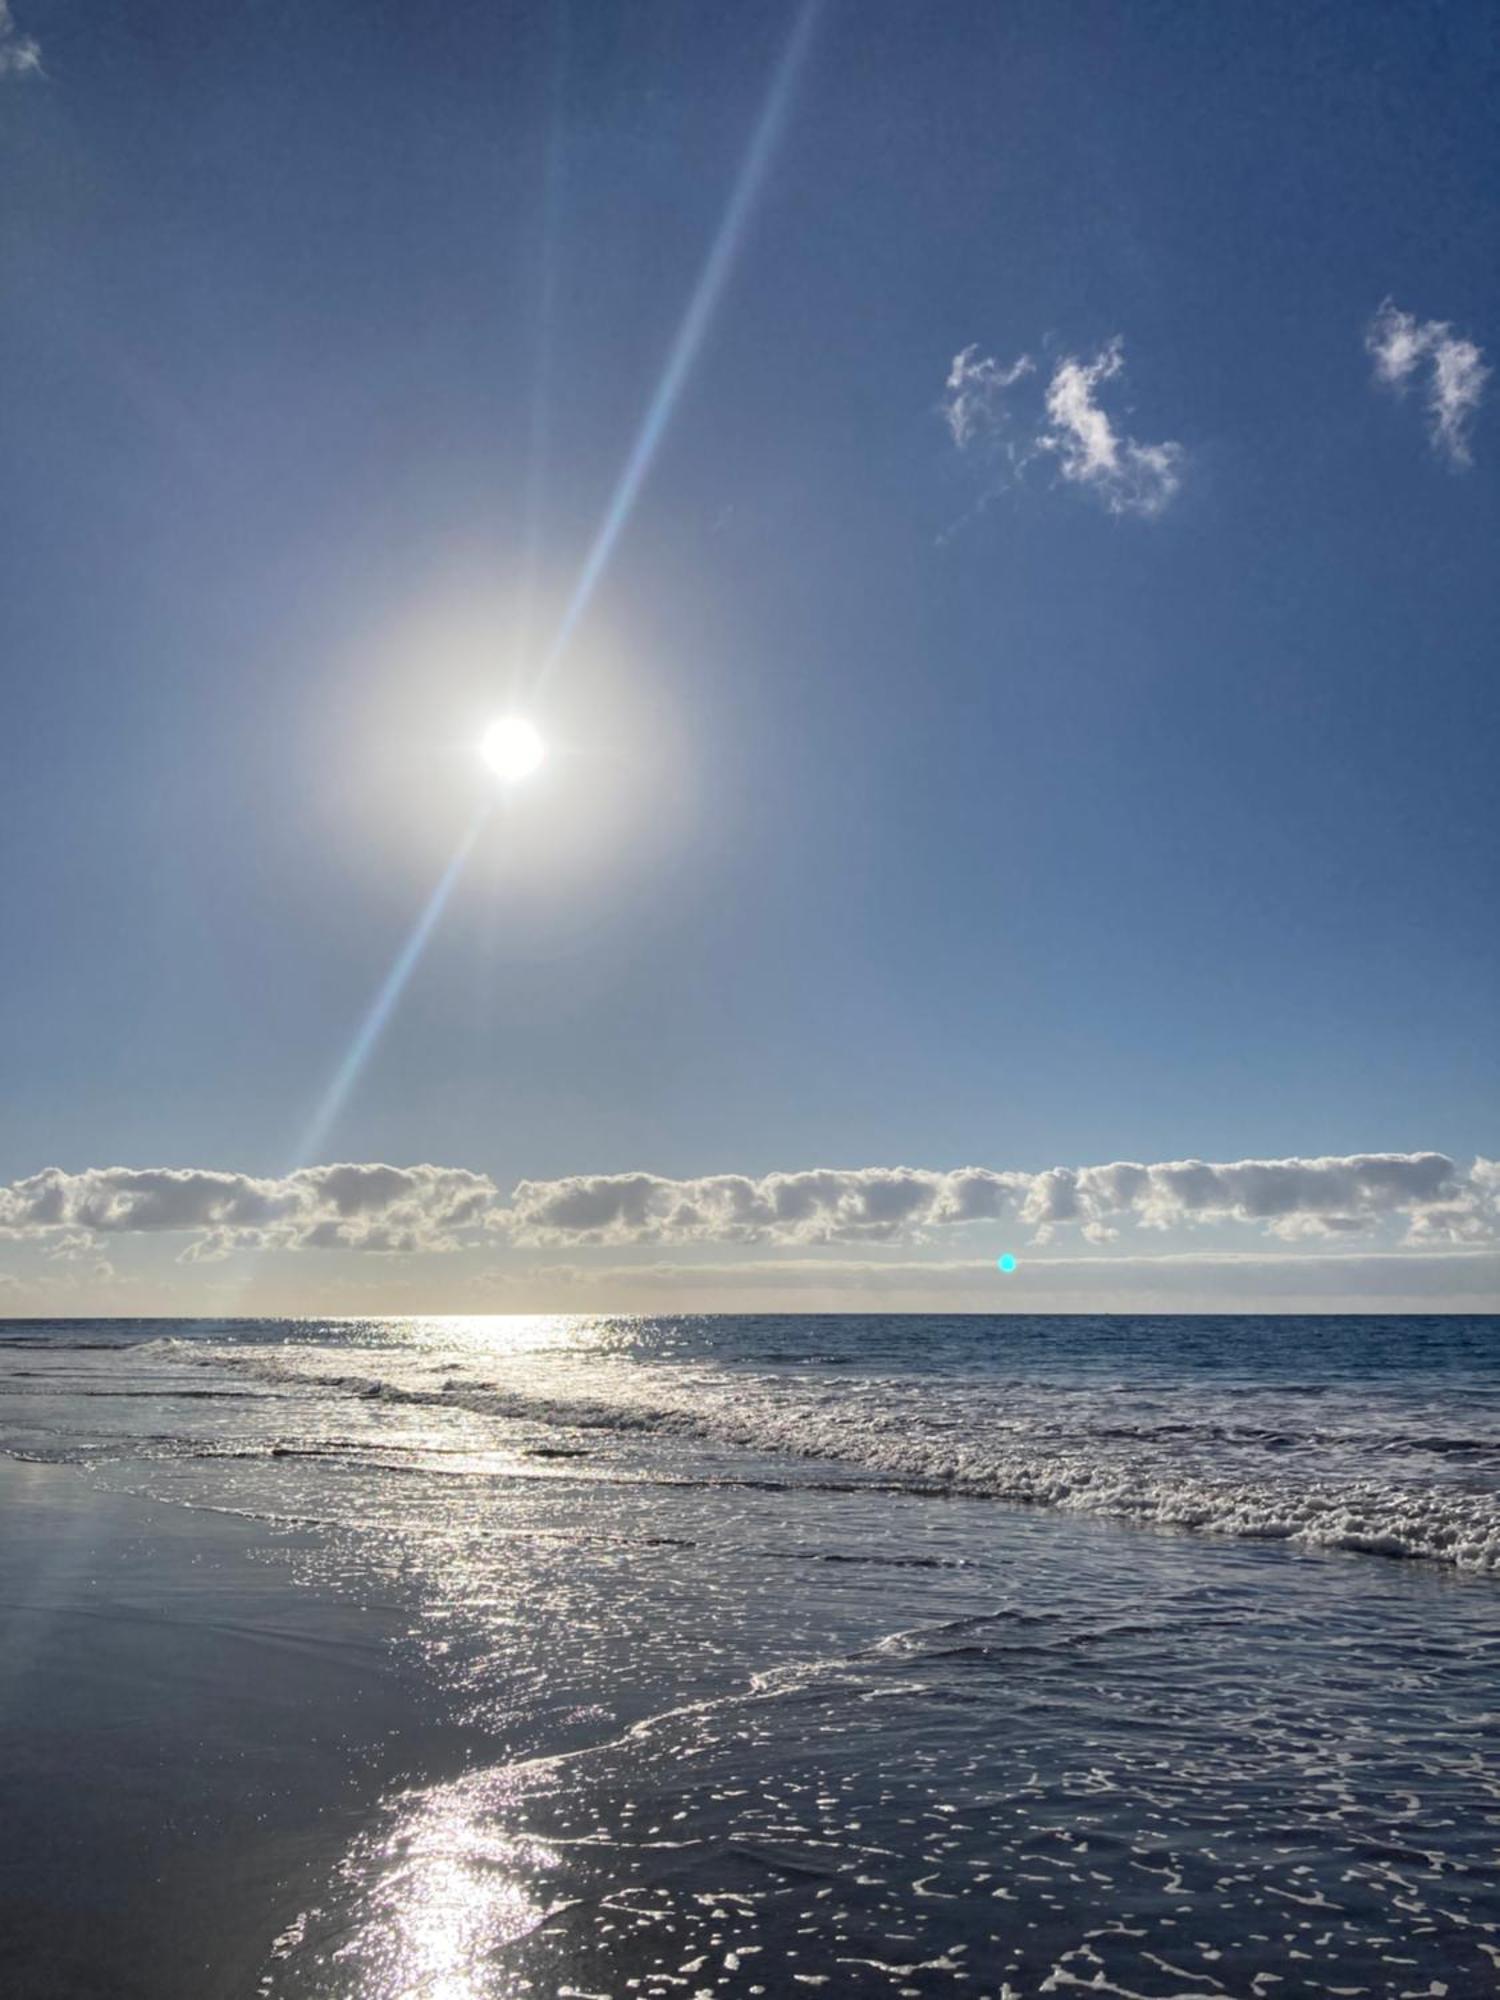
[1,0,1496,1315]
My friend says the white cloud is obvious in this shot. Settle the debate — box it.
[941,335,1183,517]
[1034,1152,1477,1243]
[502,1166,1030,1246]
[499,1152,1494,1249]
[0,2,41,78]
[1037,339,1185,516]
[0,1164,498,1258]
[0,1153,1492,1262]
[1366,299,1488,466]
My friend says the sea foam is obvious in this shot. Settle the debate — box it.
[155,1331,1500,1576]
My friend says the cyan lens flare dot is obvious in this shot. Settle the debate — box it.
[997,1253,1018,1273]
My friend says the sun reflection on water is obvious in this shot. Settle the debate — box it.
[350,1315,640,1364]
[278,1771,564,2000]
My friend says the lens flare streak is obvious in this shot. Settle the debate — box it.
[292,809,490,1169]
[535,1,822,689]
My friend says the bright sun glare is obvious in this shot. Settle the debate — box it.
[479,716,546,783]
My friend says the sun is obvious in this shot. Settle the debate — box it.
[479,716,546,783]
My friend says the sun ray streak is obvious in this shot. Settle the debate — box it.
[292,807,491,1170]
[533,0,821,692]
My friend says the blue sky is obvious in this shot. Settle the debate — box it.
[0,0,1496,1313]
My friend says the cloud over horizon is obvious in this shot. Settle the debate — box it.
[942,336,1184,516]
[502,1152,1491,1248]
[0,1163,497,1260]
[1366,299,1488,466]
[3,1152,1490,1263]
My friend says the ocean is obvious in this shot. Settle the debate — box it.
[2,1312,1498,1997]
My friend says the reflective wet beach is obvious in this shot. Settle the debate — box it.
[2,1314,1498,1996]
[259,1504,1500,1999]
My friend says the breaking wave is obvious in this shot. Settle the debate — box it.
[146,1334,1500,1575]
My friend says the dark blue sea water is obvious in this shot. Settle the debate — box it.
[2,1313,1498,1996]
[6,1311,1497,1567]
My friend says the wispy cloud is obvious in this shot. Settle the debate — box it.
[1366,299,1488,466]
[1037,340,1184,516]
[941,336,1184,517]
[0,2,41,78]
[941,346,1034,450]
[2,1152,1493,1262]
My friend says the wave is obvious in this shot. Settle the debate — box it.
[145,1338,1500,1576]
[0,1337,137,1350]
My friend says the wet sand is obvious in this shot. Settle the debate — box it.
[0,1457,480,2000]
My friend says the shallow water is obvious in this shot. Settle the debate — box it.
[2,1313,1498,1996]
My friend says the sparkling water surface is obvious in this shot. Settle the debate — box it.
[2,1313,1498,1997]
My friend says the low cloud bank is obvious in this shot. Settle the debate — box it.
[2,1152,1490,1262]
[502,1153,1494,1247]
[0,1163,496,1260]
